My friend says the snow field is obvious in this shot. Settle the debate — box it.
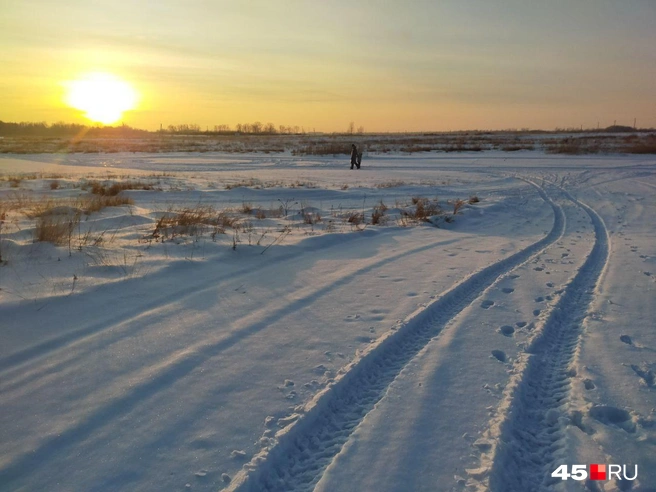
[0,152,654,491]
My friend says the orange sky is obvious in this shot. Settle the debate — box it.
[1,1,655,131]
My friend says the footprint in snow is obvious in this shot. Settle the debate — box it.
[491,350,507,363]
[501,287,514,294]
[499,325,515,337]
[620,335,632,345]
[535,296,545,302]
[533,309,541,316]
[516,321,527,328]
[534,267,544,271]
[583,379,596,390]
[481,300,495,309]
[588,405,636,433]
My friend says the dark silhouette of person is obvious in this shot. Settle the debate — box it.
[350,144,358,169]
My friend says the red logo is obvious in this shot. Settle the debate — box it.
[590,464,606,481]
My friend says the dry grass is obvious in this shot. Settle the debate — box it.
[500,144,535,152]
[150,205,245,240]
[87,180,155,196]
[404,197,440,221]
[371,201,388,225]
[452,199,466,215]
[621,135,656,154]
[153,206,216,238]
[303,212,321,225]
[34,213,80,245]
[226,178,260,190]
[5,193,133,219]
[376,180,406,189]
[347,212,364,225]
[292,143,350,156]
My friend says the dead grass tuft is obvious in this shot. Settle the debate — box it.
[452,199,466,215]
[371,201,388,225]
[347,212,364,225]
[34,213,80,245]
[87,180,154,196]
[376,180,406,189]
[404,197,440,221]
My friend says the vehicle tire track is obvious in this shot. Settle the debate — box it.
[0,228,400,375]
[0,230,455,396]
[487,185,609,491]
[0,234,460,489]
[227,181,566,492]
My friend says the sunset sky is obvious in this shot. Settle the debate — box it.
[1,0,655,132]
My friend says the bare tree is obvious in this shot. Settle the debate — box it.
[251,121,263,134]
[348,121,355,134]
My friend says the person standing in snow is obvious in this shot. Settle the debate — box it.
[350,144,359,170]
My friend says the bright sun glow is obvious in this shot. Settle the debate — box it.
[65,73,138,125]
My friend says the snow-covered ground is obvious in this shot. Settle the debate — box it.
[0,151,654,491]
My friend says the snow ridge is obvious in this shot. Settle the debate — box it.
[487,187,610,491]
[227,181,566,492]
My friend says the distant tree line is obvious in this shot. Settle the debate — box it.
[0,121,149,137]
[160,122,307,135]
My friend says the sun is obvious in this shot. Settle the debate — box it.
[65,72,138,125]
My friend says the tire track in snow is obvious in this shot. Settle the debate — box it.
[0,229,444,392]
[0,229,392,375]
[227,181,566,492]
[0,235,459,489]
[486,187,610,491]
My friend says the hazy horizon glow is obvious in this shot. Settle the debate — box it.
[1,1,655,132]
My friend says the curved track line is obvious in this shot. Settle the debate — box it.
[0,235,460,488]
[487,186,610,491]
[0,229,395,374]
[227,181,566,492]
[0,234,459,398]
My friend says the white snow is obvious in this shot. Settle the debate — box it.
[0,151,654,491]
